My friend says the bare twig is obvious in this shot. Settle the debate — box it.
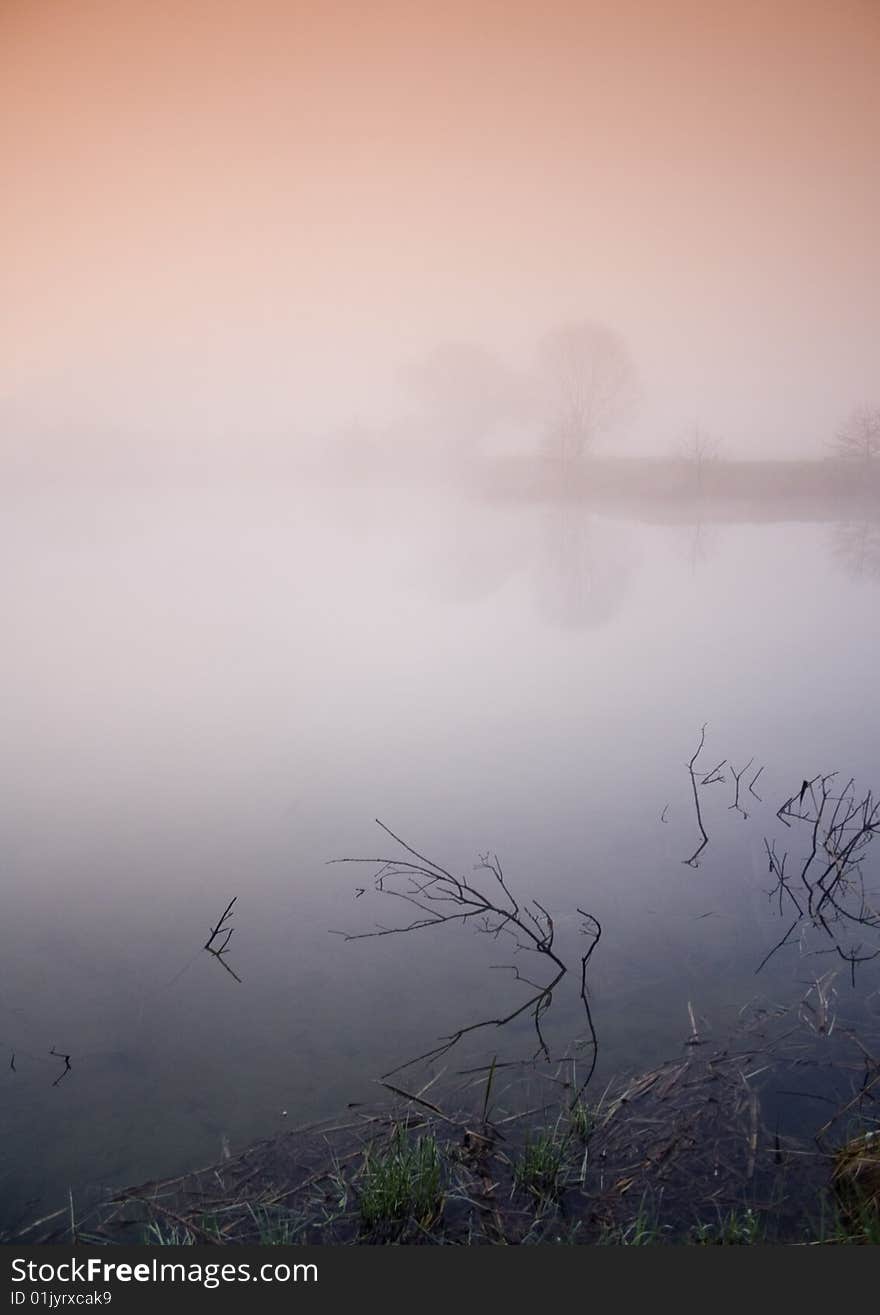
[749,765,765,801]
[204,898,242,983]
[758,774,880,978]
[572,912,602,1103]
[728,758,754,818]
[683,725,711,867]
[333,822,601,1090]
[49,1047,72,1088]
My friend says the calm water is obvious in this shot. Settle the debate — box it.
[2,480,879,1231]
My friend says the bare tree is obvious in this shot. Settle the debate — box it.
[536,321,639,466]
[676,424,722,493]
[678,426,721,461]
[830,404,880,464]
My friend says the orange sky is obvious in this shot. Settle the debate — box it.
[2,0,878,453]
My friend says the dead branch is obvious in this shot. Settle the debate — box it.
[757,774,880,978]
[331,822,601,1088]
[204,897,242,983]
[573,911,602,1102]
[749,764,764,801]
[683,725,712,867]
[49,1046,72,1088]
[728,758,754,818]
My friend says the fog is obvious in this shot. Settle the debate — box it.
[3,0,879,476]
[2,0,880,1239]
[3,475,880,1228]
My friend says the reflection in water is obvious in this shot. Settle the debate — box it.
[333,821,602,1091]
[3,485,880,1234]
[761,774,880,983]
[405,502,528,604]
[49,1047,72,1088]
[830,518,880,581]
[204,897,242,983]
[534,505,633,630]
[403,498,636,631]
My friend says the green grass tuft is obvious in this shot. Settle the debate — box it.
[358,1127,444,1233]
[514,1128,569,1200]
[691,1207,763,1245]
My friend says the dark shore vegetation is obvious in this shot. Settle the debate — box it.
[478,454,880,521]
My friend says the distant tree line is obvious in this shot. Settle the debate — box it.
[402,328,878,474]
[404,320,641,468]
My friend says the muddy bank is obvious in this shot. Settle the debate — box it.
[17,1000,879,1246]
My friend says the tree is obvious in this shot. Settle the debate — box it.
[676,424,722,493]
[536,321,639,466]
[403,341,525,447]
[831,404,880,463]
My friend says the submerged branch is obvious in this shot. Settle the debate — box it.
[683,725,711,867]
[757,774,880,978]
[333,821,601,1090]
[204,897,242,983]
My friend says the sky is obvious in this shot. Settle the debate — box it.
[2,0,878,459]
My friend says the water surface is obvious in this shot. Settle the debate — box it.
[2,480,879,1230]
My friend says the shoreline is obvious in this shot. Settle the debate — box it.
[14,1001,879,1247]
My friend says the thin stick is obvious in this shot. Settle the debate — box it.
[683,725,711,867]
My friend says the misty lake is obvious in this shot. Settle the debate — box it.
[2,477,879,1233]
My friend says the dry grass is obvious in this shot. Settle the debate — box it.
[11,1001,880,1247]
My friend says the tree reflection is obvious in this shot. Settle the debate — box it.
[533,504,633,630]
[829,517,880,582]
[678,517,717,573]
[404,503,530,605]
